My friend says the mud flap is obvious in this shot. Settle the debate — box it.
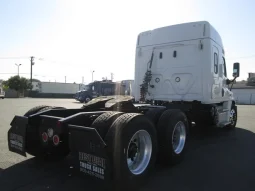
[7,116,28,157]
[68,125,111,183]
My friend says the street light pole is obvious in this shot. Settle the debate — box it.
[92,70,95,82]
[30,56,35,85]
[15,63,22,76]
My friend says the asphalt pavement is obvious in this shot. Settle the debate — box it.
[0,98,255,191]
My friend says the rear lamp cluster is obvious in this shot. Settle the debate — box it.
[41,128,60,146]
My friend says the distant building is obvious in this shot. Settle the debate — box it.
[246,73,255,86]
[231,73,255,105]
[248,73,255,78]
[247,77,255,86]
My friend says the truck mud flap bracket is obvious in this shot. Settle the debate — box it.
[68,124,111,182]
[7,116,28,157]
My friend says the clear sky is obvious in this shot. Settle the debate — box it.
[0,0,254,84]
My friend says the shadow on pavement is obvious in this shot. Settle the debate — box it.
[142,126,255,191]
[1,126,255,191]
[0,156,103,191]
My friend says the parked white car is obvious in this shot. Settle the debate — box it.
[0,88,5,99]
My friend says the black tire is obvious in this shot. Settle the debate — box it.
[24,105,65,117]
[24,105,49,117]
[144,108,166,126]
[104,113,158,191]
[157,109,189,165]
[84,96,92,103]
[91,111,124,138]
[24,106,67,158]
[80,96,92,103]
[225,104,237,129]
[36,106,66,113]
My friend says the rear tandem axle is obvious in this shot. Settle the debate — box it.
[7,97,236,190]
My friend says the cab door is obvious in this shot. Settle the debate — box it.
[212,45,221,99]
[220,56,230,99]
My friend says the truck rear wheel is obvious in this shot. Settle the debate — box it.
[157,109,188,165]
[145,108,166,125]
[91,111,124,138]
[105,113,157,191]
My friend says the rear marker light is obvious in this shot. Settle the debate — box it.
[42,132,48,142]
[57,121,62,127]
[53,135,60,146]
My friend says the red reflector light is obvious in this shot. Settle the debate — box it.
[42,132,48,142]
[53,135,60,146]
[57,121,62,127]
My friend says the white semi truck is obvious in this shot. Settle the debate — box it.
[7,21,239,191]
[134,21,239,128]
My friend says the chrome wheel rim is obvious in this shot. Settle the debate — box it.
[126,130,152,175]
[85,98,91,102]
[172,121,186,154]
[230,109,236,126]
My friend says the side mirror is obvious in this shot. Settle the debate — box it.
[233,62,240,77]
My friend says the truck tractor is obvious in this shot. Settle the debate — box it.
[7,21,240,191]
[76,80,117,103]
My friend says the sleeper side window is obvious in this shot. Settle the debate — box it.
[214,53,218,74]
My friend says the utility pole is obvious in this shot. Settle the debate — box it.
[111,73,114,81]
[30,56,35,91]
[15,63,22,76]
[82,76,84,84]
[65,76,66,83]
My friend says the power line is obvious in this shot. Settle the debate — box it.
[0,56,44,60]
[0,72,66,77]
[0,73,30,75]
[0,56,30,59]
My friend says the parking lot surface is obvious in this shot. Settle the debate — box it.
[0,98,255,191]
